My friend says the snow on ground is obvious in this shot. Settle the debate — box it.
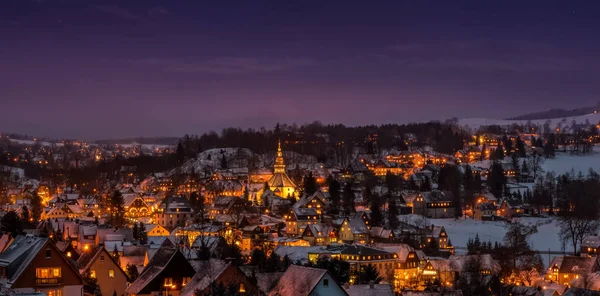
[8,138,63,147]
[428,217,569,254]
[458,113,600,132]
[542,147,600,176]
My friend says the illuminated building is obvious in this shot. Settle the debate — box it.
[267,140,296,198]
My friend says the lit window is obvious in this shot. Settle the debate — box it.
[90,270,96,278]
[109,269,115,279]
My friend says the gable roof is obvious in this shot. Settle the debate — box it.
[0,236,84,287]
[269,265,347,296]
[180,259,231,296]
[80,247,129,281]
[126,247,192,294]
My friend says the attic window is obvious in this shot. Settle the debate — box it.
[100,256,105,261]
[45,249,51,258]
[323,279,329,287]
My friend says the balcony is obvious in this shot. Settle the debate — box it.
[36,277,63,285]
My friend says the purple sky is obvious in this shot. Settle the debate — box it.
[2,0,600,139]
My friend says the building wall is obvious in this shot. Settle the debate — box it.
[310,273,346,296]
[426,207,454,219]
[12,242,83,292]
[88,250,128,296]
[147,225,170,236]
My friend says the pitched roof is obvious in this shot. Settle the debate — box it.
[180,259,231,296]
[345,284,394,296]
[268,172,296,188]
[0,236,83,287]
[80,247,129,281]
[269,265,345,296]
[548,256,599,274]
[126,247,185,294]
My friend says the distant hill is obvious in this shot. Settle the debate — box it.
[459,113,600,133]
[94,137,179,146]
[507,103,600,120]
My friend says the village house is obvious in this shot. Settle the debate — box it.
[286,208,320,236]
[294,191,328,215]
[78,247,129,296]
[422,225,454,254]
[308,244,398,284]
[123,193,153,219]
[126,248,196,295]
[0,236,85,296]
[374,244,420,289]
[155,196,193,229]
[180,259,258,296]
[337,215,370,245]
[269,265,348,296]
[498,199,524,220]
[547,256,600,285]
[473,202,498,221]
[581,236,600,257]
[301,223,338,246]
[144,224,170,237]
[412,191,456,219]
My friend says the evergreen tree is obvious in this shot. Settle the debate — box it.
[138,222,148,245]
[30,191,43,223]
[0,211,24,238]
[487,162,507,198]
[493,143,505,160]
[112,245,120,261]
[502,135,513,154]
[385,171,401,194]
[126,264,139,282]
[310,257,351,284]
[21,205,31,226]
[176,140,185,164]
[302,172,318,196]
[515,136,527,157]
[220,154,227,169]
[480,143,487,161]
[544,141,555,158]
[387,199,399,230]
[265,251,281,272]
[356,264,383,284]
[342,181,355,216]
[263,181,270,192]
[327,177,341,215]
[369,197,383,227]
[249,249,267,272]
[109,190,125,228]
[132,223,139,241]
[419,176,432,191]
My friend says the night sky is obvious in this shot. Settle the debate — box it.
[2,0,600,139]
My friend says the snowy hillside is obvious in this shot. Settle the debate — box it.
[178,148,258,176]
[459,113,600,132]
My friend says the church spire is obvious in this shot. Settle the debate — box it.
[274,139,286,174]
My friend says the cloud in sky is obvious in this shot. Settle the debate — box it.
[96,5,140,21]
[130,57,318,74]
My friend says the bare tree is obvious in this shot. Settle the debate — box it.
[559,218,600,255]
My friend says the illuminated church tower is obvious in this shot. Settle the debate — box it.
[267,140,296,198]
[273,140,286,174]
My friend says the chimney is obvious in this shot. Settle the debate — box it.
[368,280,374,289]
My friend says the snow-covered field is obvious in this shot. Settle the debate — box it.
[459,113,600,132]
[542,148,600,176]
[429,217,569,254]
